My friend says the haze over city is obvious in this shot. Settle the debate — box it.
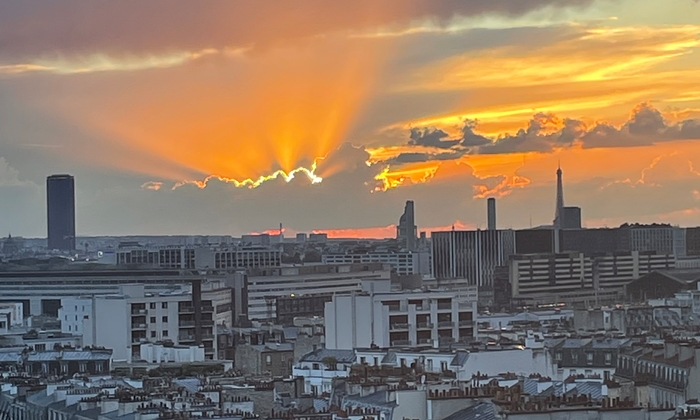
[1,0,700,237]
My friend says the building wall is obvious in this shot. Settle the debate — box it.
[432,230,515,287]
[244,264,391,321]
[59,297,92,335]
[84,297,129,361]
[325,291,477,350]
[510,251,675,303]
[322,251,431,276]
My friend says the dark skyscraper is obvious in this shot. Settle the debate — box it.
[47,174,76,251]
[397,200,417,251]
[487,198,496,230]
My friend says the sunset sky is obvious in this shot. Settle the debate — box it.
[1,0,700,237]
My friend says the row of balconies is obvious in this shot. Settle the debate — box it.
[178,306,215,313]
[389,320,472,330]
[388,302,454,312]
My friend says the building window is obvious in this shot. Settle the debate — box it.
[572,354,578,364]
[61,363,68,374]
[151,331,156,338]
[605,353,612,365]
[162,316,168,323]
[68,325,71,331]
[266,355,272,366]
[96,362,103,372]
[441,361,448,371]
[586,353,594,365]
[360,357,366,364]
[162,302,168,309]
[554,352,562,361]
[150,317,156,323]
[313,363,319,370]
[162,330,168,337]
[150,303,156,309]
[79,362,87,372]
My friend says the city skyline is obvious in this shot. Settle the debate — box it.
[1,0,700,237]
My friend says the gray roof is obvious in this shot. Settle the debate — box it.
[26,350,112,362]
[441,402,497,420]
[0,353,22,363]
[342,391,396,410]
[100,411,138,420]
[282,327,299,340]
[300,349,355,364]
[26,390,55,407]
[381,351,396,365]
[450,351,469,367]
[173,378,200,393]
[250,342,294,353]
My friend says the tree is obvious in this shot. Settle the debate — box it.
[322,356,338,371]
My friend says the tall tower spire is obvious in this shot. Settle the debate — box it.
[554,165,564,228]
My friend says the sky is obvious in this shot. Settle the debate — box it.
[1,0,700,238]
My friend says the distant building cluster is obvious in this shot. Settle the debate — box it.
[6,169,700,419]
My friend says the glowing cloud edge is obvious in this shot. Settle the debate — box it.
[164,162,324,190]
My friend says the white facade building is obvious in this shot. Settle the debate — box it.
[244,263,392,321]
[59,297,92,335]
[325,288,478,350]
[140,343,206,363]
[355,347,557,381]
[322,251,432,276]
[82,282,232,362]
[292,349,355,396]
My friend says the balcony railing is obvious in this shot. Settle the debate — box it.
[202,334,215,341]
[201,319,215,327]
[458,320,473,327]
[417,338,433,345]
[179,320,196,327]
[131,323,147,330]
[437,303,452,310]
[438,321,454,328]
[131,309,147,315]
[390,340,411,347]
[179,335,195,342]
[202,306,214,313]
[390,323,409,331]
[179,306,195,313]
[131,337,148,344]
[417,322,433,329]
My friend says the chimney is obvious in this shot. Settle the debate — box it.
[487,198,496,230]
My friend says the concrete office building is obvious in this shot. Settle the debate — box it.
[431,229,515,288]
[626,223,686,257]
[0,269,226,317]
[397,201,418,251]
[46,174,76,251]
[562,206,582,229]
[487,198,496,230]
[113,245,281,270]
[509,251,675,306]
[239,263,392,321]
[325,288,478,350]
[322,250,431,276]
[82,281,232,361]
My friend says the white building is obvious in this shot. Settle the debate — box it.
[0,303,23,327]
[628,224,686,257]
[58,298,92,335]
[355,346,557,381]
[322,251,432,276]
[140,343,206,363]
[292,348,355,396]
[325,288,478,350]
[244,263,392,321]
[82,282,232,362]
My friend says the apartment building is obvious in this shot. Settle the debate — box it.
[81,281,232,361]
[322,250,431,276]
[431,229,515,287]
[239,263,392,321]
[509,251,675,306]
[113,245,281,270]
[325,288,478,350]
